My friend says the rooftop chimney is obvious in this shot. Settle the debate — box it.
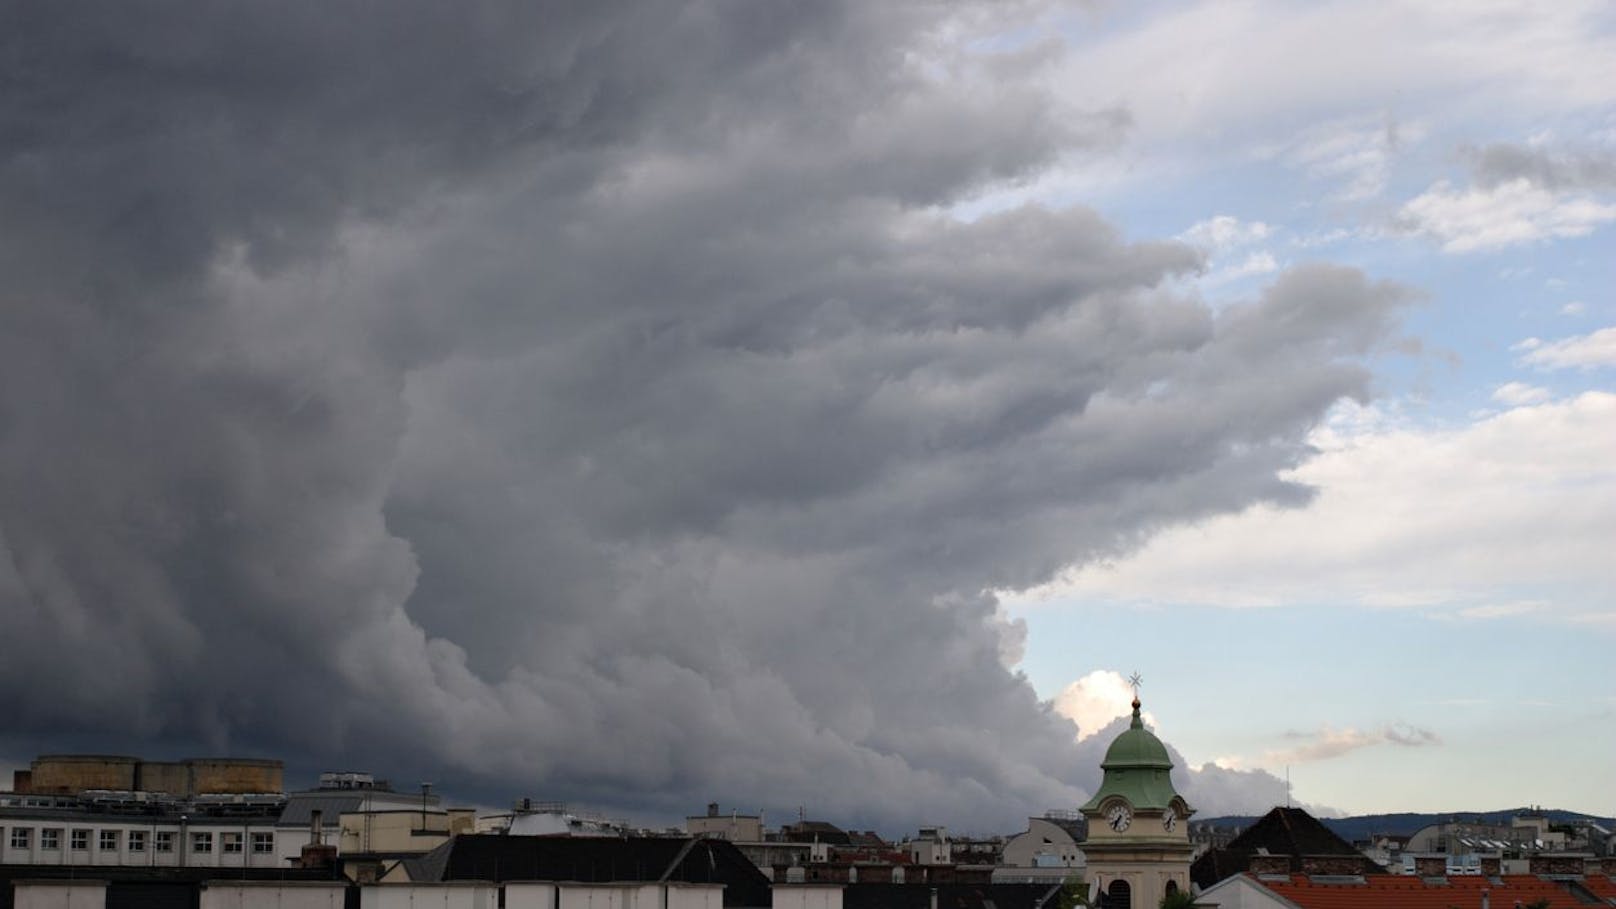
[309,810,323,846]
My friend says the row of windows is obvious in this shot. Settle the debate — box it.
[4,827,273,854]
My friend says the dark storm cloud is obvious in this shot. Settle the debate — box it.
[0,1,1406,828]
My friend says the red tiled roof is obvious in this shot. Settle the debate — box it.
[1582,873,1616,900]
[1254,873,1586,909]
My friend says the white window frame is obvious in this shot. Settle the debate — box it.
[41,828,61,850]
[154,830,175,853]
[129,830,147,852]
[100,829,120,851]
[192,831,213,853]
[13,827,33,849]
[221,832,243,854]
[70,828,90,851]
[251,832,274,854]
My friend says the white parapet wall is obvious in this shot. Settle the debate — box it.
[14,880,109,909]
[771,885,843,909]
[201,881,349,909]
[531,882,724,909]
[503,883,559,909]
[362,882,499,909]
[661,883,723,909]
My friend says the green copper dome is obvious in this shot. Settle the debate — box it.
[1102,706,1173,770]
[1080,698,1190,814]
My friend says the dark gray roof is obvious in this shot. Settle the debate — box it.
[275,793,366,827]
[398,840,455,883]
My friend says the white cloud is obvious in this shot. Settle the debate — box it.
[1491,382,1551,406]
[1274,115,1422,201]
[1396,178,1616,252]
[1052,670,1154,741]
[1262,723,1441,766]
[1051,1,1616,149]
[1561,301,1587,316]
[1014,393,1616,622]
[1180,215,1272,252]
[1202,250,1279,287]
[1449,600,1548,621]
[1516,326,1616,369]
[1292,228,1357,249]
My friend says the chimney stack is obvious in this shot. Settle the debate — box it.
[310,809,323,846]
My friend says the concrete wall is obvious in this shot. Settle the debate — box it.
[188,759,283,795]
[554,884,634,909]
[13,881,109,909]
[22,755,282,797]
[502,883,558,909]
[136,763,192,796]
[771,886,842,909]
[362,884,498,909]
[201,883,348,909]
[661,885,722,909]
[543,883,723,909]
[30,756,139,793]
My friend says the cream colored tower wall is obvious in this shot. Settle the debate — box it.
[338,810,450,854]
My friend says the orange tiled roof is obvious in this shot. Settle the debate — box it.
[1581,873,1616,900]
[1254,873,1587,909]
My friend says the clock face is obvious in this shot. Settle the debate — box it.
[1106,804,1132,832]
[1163,807,1177,832]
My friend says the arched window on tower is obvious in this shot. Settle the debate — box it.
[1104,879,1131,909]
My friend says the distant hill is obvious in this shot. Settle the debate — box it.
[1195,809,1614,842]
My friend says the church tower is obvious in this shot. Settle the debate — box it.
[1078,693,1194,908]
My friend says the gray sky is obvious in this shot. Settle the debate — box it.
[8,0,1594,829]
